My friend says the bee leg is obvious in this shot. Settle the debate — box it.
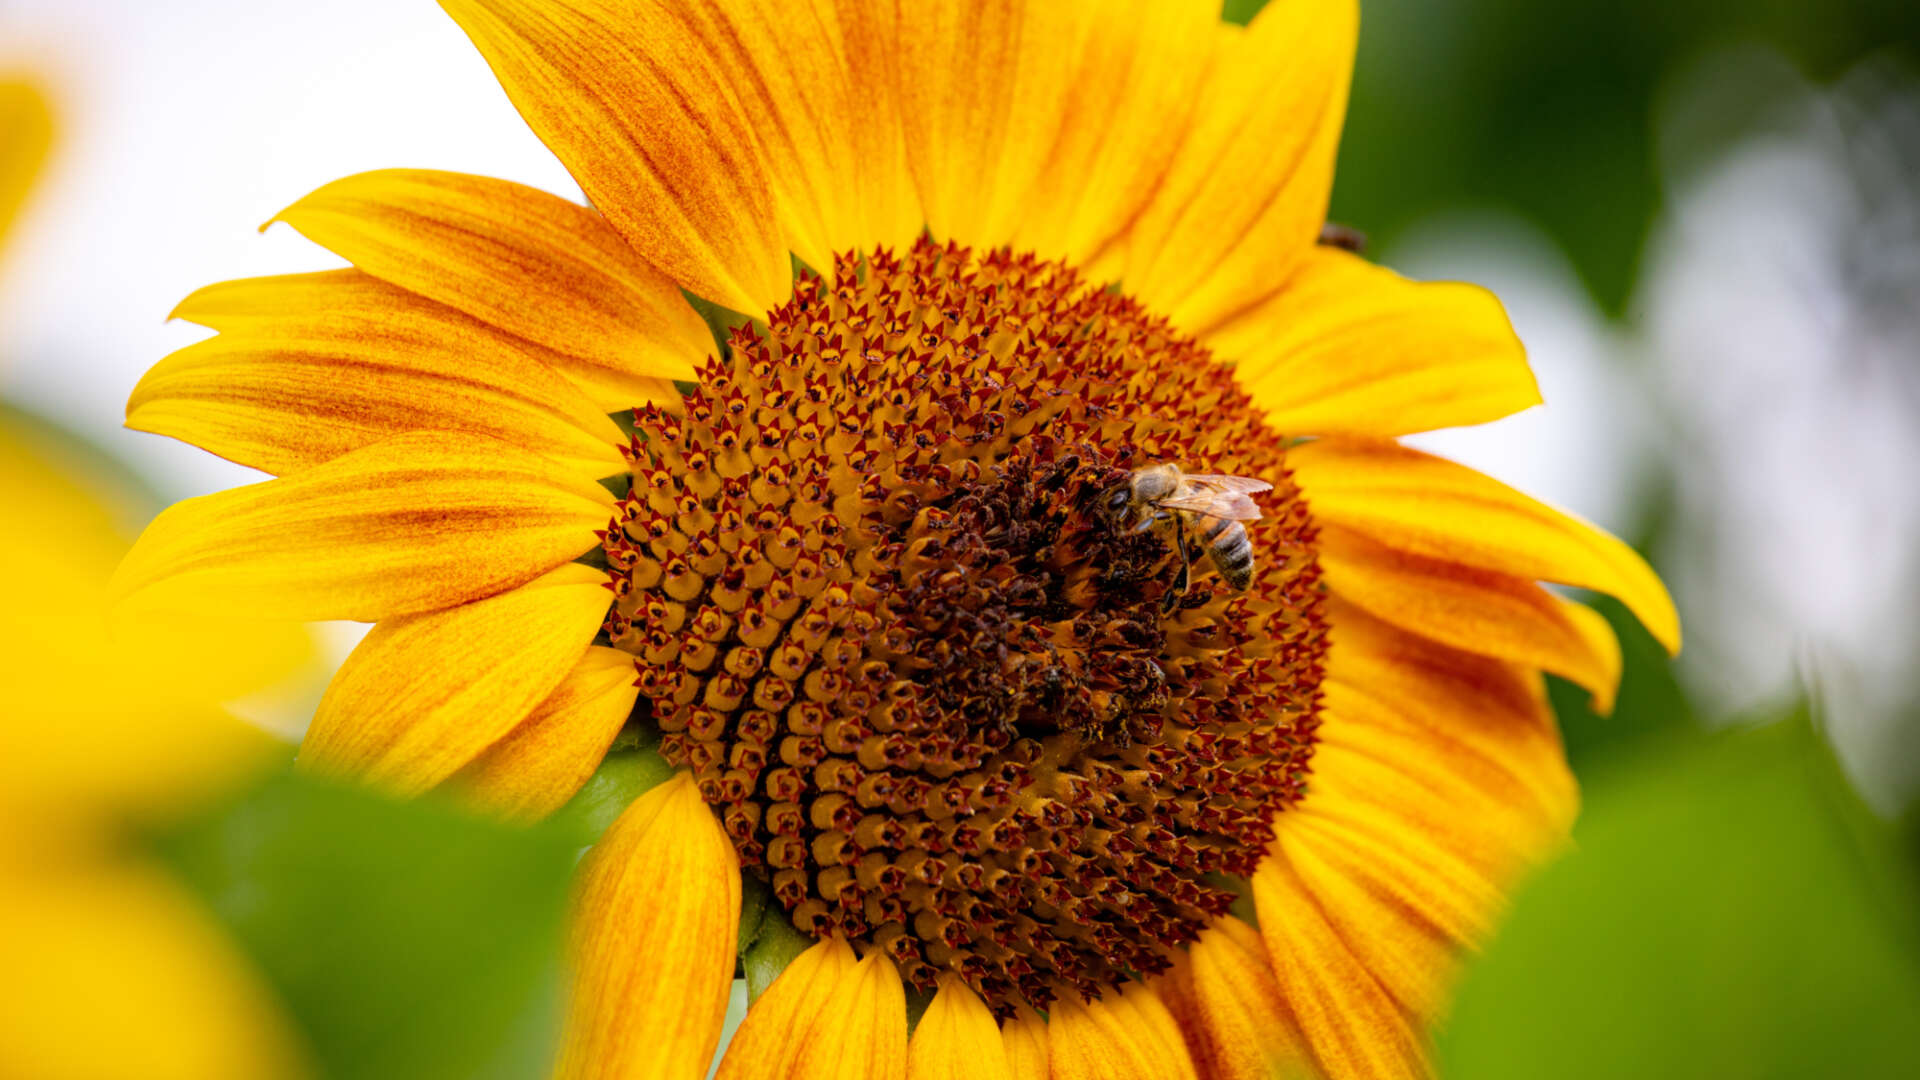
[1162,523,1193,614]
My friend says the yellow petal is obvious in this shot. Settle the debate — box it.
[787,948,908,1080]
[1155,917,1306,1080]
[831,0,927,251]
[263,170,708,406]
[437,0,789,315]
[1000,1006,1048,1080]
[906,975,1011,1080]
[715,936,907,1080]
[133,269,628,477]
[1319,524,1620,711]
[1275,811,1488,1030]
[889,1,1087,248]
[1290,437,1681,653]
[1046,993,1196,1080]
[0,858,309,1080]
[557,771,740,1080]
[449,645,638,820]
[1324,597,1580,849]
[1252,855,1432,1080]
[1111,985,1199,1080]
[1126,0,1357,337]
[1249,599,1579,1058]
[112,430,613,622]
[299,563,612,796]
[0,79,52,258]
[714,937,859,1080]
[667,1,918,268]
[1001,0,1219,268]
[1208,247,1541,437]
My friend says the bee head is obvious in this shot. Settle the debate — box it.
[1102,483,1134,519]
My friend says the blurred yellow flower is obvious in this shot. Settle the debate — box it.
[0,79,313,1080]
[112,3,1681,1078]
[0,80,51,260]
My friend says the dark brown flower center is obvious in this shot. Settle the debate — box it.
[598,238,1327,1015]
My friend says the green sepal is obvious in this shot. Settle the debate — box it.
[742,907,815,1004]
[736,873,770,958]
[547,743,675,847]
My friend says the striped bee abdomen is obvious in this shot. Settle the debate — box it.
[1200,516,1255,590]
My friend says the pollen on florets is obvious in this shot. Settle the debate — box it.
[597,237,1328,1015]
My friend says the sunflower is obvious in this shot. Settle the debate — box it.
[113,2,1679,1077]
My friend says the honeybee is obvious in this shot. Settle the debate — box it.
[1103,464,1272,608]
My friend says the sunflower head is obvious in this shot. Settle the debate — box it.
[602,239,1327,1011]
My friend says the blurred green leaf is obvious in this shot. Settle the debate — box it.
[1437,718,1920,1078]
[164,774,579,1080]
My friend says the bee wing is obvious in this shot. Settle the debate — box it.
[1154,490,1264,520]
[1182,473,1273,495]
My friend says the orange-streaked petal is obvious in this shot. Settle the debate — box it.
[1156,917,1305,1080]
[447,644,638,820]
[889,1,1086,249]
[264,169,709,405]
[111,430,613,622]
[1324,598,1580,851]
[133,269,627,477]
[557,771,740,1080]
[1000,1005,1048,1080]
[1319,524,1620,711]
[906,975,1011,1080]
[438,0,789,315]
[1001,0,1218,269]
[714,937,859,1080]
[829,0,925,250]
[1252,855,1432,1080]
[1209,246,1540,437]
[1249,600,1579,1060]
[0,859,310,1080]
[1112,984,1200,1080]
[1290,437,1681,653]
[1274,809,1487,1031]
[1125,0,1357,336]
[298,563,612,795]
[670,0,918,268]
[787,948,909,1080]
[1047,993,1196,1080]
[0,79,53,257]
